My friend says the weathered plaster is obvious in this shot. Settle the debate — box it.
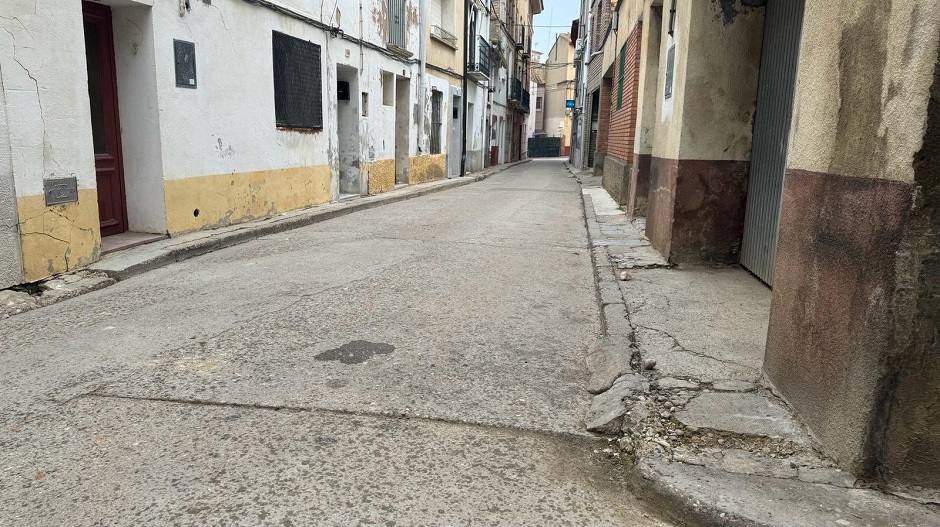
[17,190,101,282]
[365,159,396,195]
[408,154,446,185]
[679,0,764,161]
[163,165,331,235]
[0,71,23,288]
[787,0,940,183]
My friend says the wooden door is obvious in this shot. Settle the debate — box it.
[82,1,128,237]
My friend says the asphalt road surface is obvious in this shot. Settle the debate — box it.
[0,160,672,526]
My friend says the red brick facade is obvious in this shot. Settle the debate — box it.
[596,78,613,154]
[608,23,642,164]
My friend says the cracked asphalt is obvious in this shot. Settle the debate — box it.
[0,160,672,526]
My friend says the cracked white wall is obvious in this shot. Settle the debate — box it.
[0,0,101,282]
[0,68,23,288]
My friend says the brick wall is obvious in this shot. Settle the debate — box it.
[608,23,642,164]
[597,78,612,154]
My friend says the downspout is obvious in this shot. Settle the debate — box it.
[460,0,470,176]
[418,0,427,155]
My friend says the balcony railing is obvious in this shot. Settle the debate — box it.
[511,79,522,101]
[431,25,458,49]
[467,36,491,80]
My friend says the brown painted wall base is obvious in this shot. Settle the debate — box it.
[763,168,929,484]
[646,157,749,263]
[627,153,652,218]
[602,156,632,205]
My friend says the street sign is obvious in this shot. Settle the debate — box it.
[566,99,575,109]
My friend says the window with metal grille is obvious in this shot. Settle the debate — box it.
[665,44,675,99]
[617,43,626,109]
[430,90,443,154]
[272,31,323,129]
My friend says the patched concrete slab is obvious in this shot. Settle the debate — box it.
[624,267,770,382]
[676,392,806,442]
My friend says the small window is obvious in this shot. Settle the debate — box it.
[617,43,626,109]
[535,96,543,110]
[272,31,323,129]
[362,92,369,117]
[665,44,675,100]
[430,90,443,154]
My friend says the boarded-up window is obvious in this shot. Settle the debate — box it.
[272,31,323,129]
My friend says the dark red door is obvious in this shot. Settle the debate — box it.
[82,1,128,237]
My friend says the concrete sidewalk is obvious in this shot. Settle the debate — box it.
[0,162,527,320]
[569,163,940,527]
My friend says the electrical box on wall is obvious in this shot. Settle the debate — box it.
[337,81,350,101]
[174,40,196,88]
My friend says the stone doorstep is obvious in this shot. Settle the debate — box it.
[0,161,528,320]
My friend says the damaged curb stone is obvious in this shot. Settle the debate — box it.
[585,374,650,434]
[585,340,634,394]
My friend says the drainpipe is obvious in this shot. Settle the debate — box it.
[460,0,470,176]
[418,0,427,155]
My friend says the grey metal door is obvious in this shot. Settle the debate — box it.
[740,0,805,285]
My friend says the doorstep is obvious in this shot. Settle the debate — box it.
[100,231,168,255]
[570,165,940,527]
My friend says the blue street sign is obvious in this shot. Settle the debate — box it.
[566,99,576,109]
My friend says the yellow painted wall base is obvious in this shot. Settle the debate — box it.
[17,189,102,283]
[409,154,447,185]
[163,166,331,235]
[365,159,396,195]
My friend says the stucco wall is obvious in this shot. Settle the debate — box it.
[113,5,167,234]
[0,0,101,281]
[678,0,764,161]
[764,0,940,488]
[785,0,939,184]
[0,81,23,288]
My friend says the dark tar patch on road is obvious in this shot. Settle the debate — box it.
[315,340,395,365]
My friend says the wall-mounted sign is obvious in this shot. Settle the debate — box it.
[43,177,78,206]
[566,99,575,109]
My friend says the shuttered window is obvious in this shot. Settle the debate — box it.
[430,0,443,30]
[617,43,626,109]
[272,31,323,129]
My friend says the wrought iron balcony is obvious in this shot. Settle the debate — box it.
[510,79,522,102]
[467,36,491,81]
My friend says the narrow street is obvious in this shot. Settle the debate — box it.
[0,160,671,526]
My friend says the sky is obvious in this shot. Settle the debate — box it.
[531,0,582,61]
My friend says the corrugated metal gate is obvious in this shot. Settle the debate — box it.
[740,0,806,286]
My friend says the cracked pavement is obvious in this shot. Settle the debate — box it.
[0,160,673,526]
